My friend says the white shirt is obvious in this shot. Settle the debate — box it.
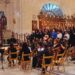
[64,33,70,40]
[38,48,44,52]
[57,33,62,39]
[28,47,32,52]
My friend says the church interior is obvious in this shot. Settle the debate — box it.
[0,0,75,75]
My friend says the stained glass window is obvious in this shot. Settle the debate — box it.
[41,3,63,17]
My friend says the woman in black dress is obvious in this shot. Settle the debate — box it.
[20,42,30,69]
[42,45,53,73]
[21,42,30,60]
[8,43,17,66]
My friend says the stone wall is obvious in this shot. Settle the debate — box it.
[0,0,75,34]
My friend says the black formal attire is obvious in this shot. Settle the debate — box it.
[43,49,53,64]
[21,47,30,61]
[8,47,17,59]
[0,48,4,61]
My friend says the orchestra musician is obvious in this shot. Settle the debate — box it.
[7,43,17,66]
[52,38,66,60]
[42,44,54,73]
[71,46,75,60]
[0,44,4,69]
[37,43,44,68]
[20,42,31,69]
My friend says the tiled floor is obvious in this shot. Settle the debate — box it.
[0,58,75,75]
[0,69,40,75]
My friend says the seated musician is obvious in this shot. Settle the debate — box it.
[71,46,75,60]
[0,44,4,66]
[32,47,38,68]
[44,45,54,64]
[37,43,44,68]
[53,39,65,54]
[19,42,31,69]
[21,42,30,60]
[53,39,66,64]
[8,43,17,66]
[42,45,53,73]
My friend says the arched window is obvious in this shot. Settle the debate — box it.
[41,3,63,17]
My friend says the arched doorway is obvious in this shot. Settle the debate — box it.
[38,3,65,30]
